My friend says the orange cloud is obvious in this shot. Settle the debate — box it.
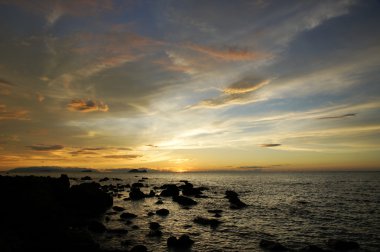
[103,154,141,159]
[187,44,268,61]
[0,104,29,120]
[67,99,109,112]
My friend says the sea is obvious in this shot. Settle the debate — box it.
[8,171,380,251]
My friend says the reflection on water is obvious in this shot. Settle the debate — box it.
[65,172,380,251]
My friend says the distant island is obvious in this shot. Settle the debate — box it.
[7,166,156,173]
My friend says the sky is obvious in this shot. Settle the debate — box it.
[0,0,380,172]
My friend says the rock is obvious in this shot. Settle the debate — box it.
[130,245,148,252]
[142,177,148,180]
[193,216,221,228]
[225,190,239,198]
[167,235,194,249]
[148,190,155,197]
[327,239,359,251]
[132,182,144,188]
[207,209,223,214]
[87,221,106,233]
[107,228,128,235]
[67,182,113,216]
[112,206,125,212]
[129,187,146,200]
[214,213,222,218]
[120,212,137,219]
[225,190,247,209]
[132,225,139,229]
[156,208,170,216]
[147,211,155,216]
[81,176,92,181]
[173,195,197,206]
[155,199,163,204]
[299,245,325,251]
[149,222,161,230]
[99,177,110,182]
[147,229,162,237]
[160,184,179,197]
[259,239,288,251]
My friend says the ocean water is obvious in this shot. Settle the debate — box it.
[26,171,380,251]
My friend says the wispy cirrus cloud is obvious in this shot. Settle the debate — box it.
[26,144,64,151]
[191,78,269,109]
[67,99,109,112]
[260,144,282,148]
[187,44,268,61]
[318,113,357,120]
[103,154,141,159]
[0,104,29,121]
[0,78,13,95]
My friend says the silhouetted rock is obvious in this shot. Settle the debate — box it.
[132,182,144,188]
[148,190,156,197]
[120,212,137,219]
[99,177,110,182]
[132,225,139,229]
[225,190,239,198]
[107,228,128,235]
[208,209,223,214]
[160,184,179,197]
[147,229,162,237]
[225,190,247,209]
[112,206,125,212]
[259,239,288,251]
[156,208,170,216]
[149,222,161,230]
[167,235,194,249]
[300,245,326,252]
[87,221,107,233]
[193,216,222,228]
[327,239,359,251]
[129,186,146,200]
[81,176,92,181]
[173,195,198,206]
[130,244,148,252]
[147,211,155,216]
[155,199,164,204]
[68,182,113,216]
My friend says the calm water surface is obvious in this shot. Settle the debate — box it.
[26,171,380,251]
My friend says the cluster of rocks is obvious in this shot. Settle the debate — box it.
[259,238,360,251]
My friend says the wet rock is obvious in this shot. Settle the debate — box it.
[155,199,164,204]
[147,229,162,237]
[132,225,139,229]
[156,208,170,216]
[132,182,144,188]
[214,213,222,218]
[112,206,125,212]
[148,190,156,197]
[99,177,110,182]
[167,235,194,249]
[327,239,359,251]
[68,182,113,216]
[207,209,223,214]
[125,220,133,225]
[160,184,180,197]
[130,245,148,252]
[113,178,122,181]
[147,211,155,216]
[81,176,92,181]
[225,190,247,209]
[87,221,106,233]
[173,195,197,206]
[142,177,148,180]
[259,239,288,251]
[129,187,146,200]
[193,216,221,228]
[300,245,326,251]
[149,222,160,230]
[107,228,128,235]
[120,212,137,219]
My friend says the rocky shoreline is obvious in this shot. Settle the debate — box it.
[0,175,361,252]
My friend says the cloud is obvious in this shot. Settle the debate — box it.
[0,104,29,120]
[103,154,141,159]
[191,78,269,109]
[36,92,45,102]
[318,113,357,120]
[26,144,64,151]
[260,144,281,148]
[67,99,109,112]
[0,78,13,95]
[187,44,268,61]
[69,146,133,156]
[238,166,264,169]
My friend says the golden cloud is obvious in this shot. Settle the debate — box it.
[67,99,109,112]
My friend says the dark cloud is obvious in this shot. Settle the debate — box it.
[260,144,281,147]
[146,144,158,148]
[238,166,264,169]
[103,154,141,159]
[318,113,357,120]
[26,144,64,151]
[67,99,109,112]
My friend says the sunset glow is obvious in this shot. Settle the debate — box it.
[0,0,380,171]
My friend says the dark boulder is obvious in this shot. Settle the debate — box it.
[173,195,197,206]
[129,187,146,200]
[99,177,110,182]
[193,216,221,228]
[87,221,106,233]
[167,235,194,249]
[132,182,144,188]
[112,206,125,212]
[81,176,92,181]
[259,239,288,251]
[160,184,179,197]
[225,190,247,209]
[300,245,326,252]
[155,199,164,204]
[149,222,160,230]
[120,212,137,219]
[147,229,162,237]
[327,239,359,251]
[156,208,170,216]
[207,209,223,214]
[67,182,113,216]
[225,190,239,198]
[130,245,148,252]
[107,228,128,235]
